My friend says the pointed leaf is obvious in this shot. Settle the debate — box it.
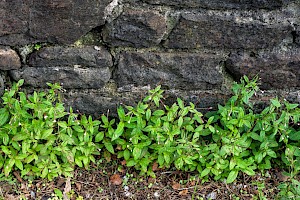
[227,170,239,184]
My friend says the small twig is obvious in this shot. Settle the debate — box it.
[177,186,198,191]
[13,171,23,183]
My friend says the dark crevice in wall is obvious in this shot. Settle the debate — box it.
[292,30,299,44]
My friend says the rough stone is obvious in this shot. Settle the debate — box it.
[63,86,229,117]
[164,10,294,49]
[29,0,111,44]
[29,46,113,68]
[0,1,29,37]
[116,51,224,90]
[0,34,39,46]
[225,47,300,90]
[102,7,168,47]
[9,66,111,89]
[142,0,288,10]
[0,47,21,70]
[10,46,113,89]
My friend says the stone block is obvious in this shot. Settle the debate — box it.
[10,67,111,89]
[29,46,113,68]
[225,47,300,89]
[0,1,29,37]
[164,11,294,49]
[0,47,21,70]
[142,0,287,10]
[63,86,229,117]
[10,46,113,89]
[29,0,111,44]
[103,8,168,47]
[116,51,224,90]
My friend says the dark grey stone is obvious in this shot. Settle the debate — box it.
[142,0,288,10]
[29,0,111,44]
[225,47,300,90]
[115,51,224,90]
[29,46,113,68]
[102,8,168,47]
[164,11,294,50]
[10,45,113,89]
[9,66,111,89]
[63,86,229,117]
[0,34,39,46]
[0,1,29,37]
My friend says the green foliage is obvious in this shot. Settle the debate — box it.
[0,80,101,180]
[0,76,300,198]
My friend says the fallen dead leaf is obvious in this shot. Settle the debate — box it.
[63,178,71,200]
[189,180,196,186]
[148,177,156,184]
[276,172,289,182]
[110,174,123,185]
[172,182,181,190]
[75,182,82,191]
[13,171,23,183]
[121,160,126,166]
[116,145,122,150]
[104,150,111,162]
[179,189,188,196]
[152,162,158,171]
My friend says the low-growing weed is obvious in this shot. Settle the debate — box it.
[0,76,299,198]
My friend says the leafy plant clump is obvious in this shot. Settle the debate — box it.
[0,77,300,193]
[0,80,102,180]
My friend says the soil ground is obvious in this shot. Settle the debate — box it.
[0,158,292,200]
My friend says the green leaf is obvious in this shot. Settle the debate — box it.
[133,147,142,160]
[226,170,239,183]
[200,168,210,178]
[15,159,23,170]
[163,152,171,164]
[229,159,236,170]
[158,154,164,166]
[12,134,29,141]
[267,150,277,158]
[73,125,84,133]
[117,106,126,120]
[54,189,63,199]
[41,128,53,139]
[112,121,124,141]
[242,168,255,176]
[104,141,114,154]
[250,132,262,142]
[146,109,151,121]
[175,158,184,169]
[289,131,300,141]
[178,117,183,127]
[25,154,37,163]
[270,98,281,108]
[58,121,68,129]
[4,158,15,176]
[153,110,165,116]
[124,149,131,160]
[95,132,104,142]
[1,146,11,155]
[177,98,184,109]
[41,167,48,178]
[126,159,137,167]
[0,108,9,127]
[75,157,83,168]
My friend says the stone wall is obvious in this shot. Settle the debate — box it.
[1,0,300,116]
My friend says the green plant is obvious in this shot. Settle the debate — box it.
[277,178,300,199]
[105,76,300,184]
[0,80,102,180]
[0,76,300,199]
